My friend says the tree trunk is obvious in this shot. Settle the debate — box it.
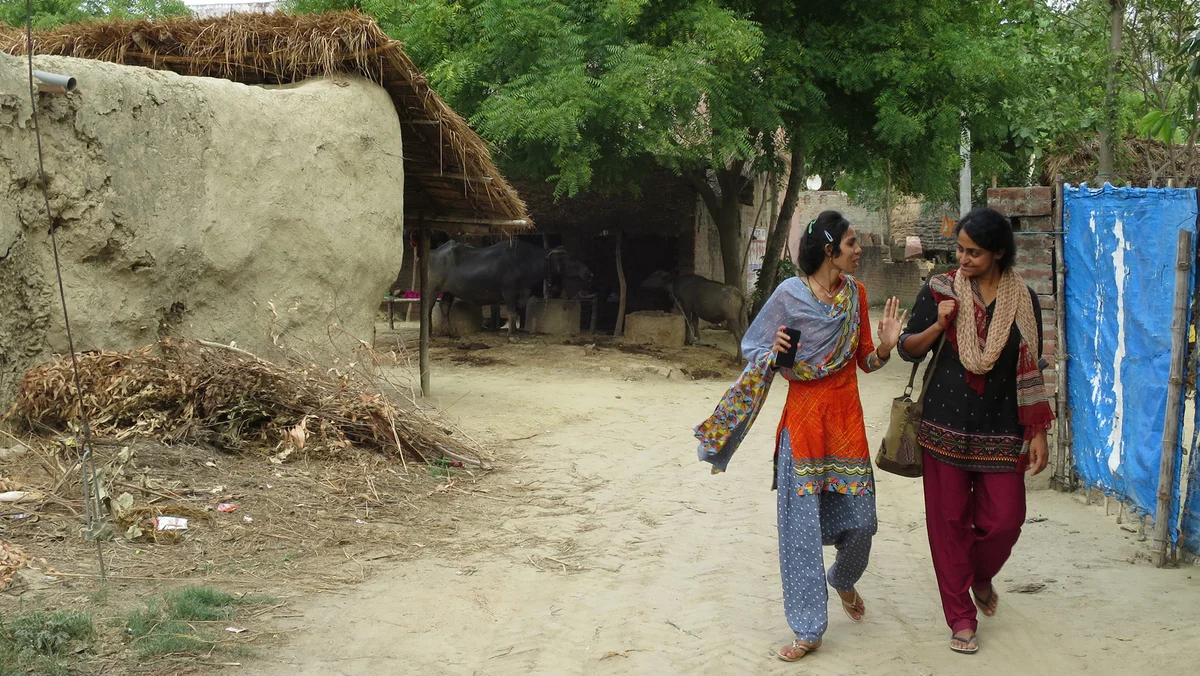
[689,161,750,290]
[751,143,805,319]
[614,231,627,337]
[884,160,893,249]
[1098,0,1126,183]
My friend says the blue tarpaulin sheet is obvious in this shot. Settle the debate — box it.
[1064,185,1197,545]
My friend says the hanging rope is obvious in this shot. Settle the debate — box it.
[23,0,107,581]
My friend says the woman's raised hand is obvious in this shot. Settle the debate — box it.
[878,297,908,352]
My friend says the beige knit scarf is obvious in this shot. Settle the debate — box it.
[952,268,1039,376]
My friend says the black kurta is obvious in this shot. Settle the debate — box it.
[898,282,1043,473]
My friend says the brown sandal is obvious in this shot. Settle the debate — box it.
[777,639,821,662]
[950,632,979,654]
[973,586,999,617]
[840,589,865,623]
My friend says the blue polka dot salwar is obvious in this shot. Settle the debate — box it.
[776,431,877,643]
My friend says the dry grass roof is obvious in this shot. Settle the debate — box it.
[0,11,531,235]
[1043,135,1199,188]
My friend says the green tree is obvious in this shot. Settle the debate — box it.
[287,1,1041,292]
[1128,0,1200,184]
[0,0,191,31]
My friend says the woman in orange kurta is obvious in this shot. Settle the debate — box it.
[741,211,905,662]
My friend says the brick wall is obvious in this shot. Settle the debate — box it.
[987,188,1062,425]
[854,246,926,306]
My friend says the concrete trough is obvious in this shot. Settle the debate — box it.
[431,299,483,337]
[525,298,582,336]
[624,310,686,349]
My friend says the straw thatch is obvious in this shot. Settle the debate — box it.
[1043,135,1200,188]
[0,11,531,235]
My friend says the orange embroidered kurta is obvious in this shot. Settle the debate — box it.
[776,282,884,496]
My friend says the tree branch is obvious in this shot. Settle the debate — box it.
[688,171,722,218]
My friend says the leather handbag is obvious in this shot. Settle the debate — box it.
[876,338,945,478]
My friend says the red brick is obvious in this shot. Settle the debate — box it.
[1017,248,1054,266]
[1018,216,1054,231]
[1014,234,1055,248]
[988,187,1054,217]
[1028,278,1054,295]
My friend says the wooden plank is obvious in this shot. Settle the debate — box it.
[411,172,495,184]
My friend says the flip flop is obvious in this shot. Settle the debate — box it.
[950,632,979,655]
[973,586,999,617]
[840,589,865,623]
[777,639,821,662]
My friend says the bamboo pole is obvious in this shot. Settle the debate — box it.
[1052,177,1072,492]
[614,231,627,337]
[1154,228,1192,567]
[418,217,432,397]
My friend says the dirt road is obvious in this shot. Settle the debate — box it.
[247,337,1200,676]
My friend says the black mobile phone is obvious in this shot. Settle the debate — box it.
[774,328,803,369]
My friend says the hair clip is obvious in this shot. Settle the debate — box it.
[807,219,816,234]
[823,230,833,243]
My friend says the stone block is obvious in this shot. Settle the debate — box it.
[624,311,686,348]
[525,298,581,336]
[432,299,483,337]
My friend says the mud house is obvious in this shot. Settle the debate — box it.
[0,12,530,404]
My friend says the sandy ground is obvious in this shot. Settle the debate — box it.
[243,327,1200,676]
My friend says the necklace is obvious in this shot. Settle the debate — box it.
[808,273,840,300]
[805,276,834,301]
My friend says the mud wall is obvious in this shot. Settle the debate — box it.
[0,54,405,405]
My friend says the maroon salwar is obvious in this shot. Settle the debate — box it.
[922,451,1026,633]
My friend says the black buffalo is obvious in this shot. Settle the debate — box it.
[426,240,593,336]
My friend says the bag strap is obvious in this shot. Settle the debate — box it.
[902,362,921,398]
[915,337,947,405]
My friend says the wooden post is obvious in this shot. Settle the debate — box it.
[1052,177,1072,492]
[614,230,627,337]
[418,217,432,397]
[406,251,418,322]
[1154,228,1192,567]
[542,234,552,301]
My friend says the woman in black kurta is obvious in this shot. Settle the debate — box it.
[898,207,1053,655]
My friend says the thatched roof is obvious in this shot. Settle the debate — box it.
[1043,135,1199,189]
[0,11,531,235]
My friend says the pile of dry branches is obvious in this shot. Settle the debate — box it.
[3,339,478,465]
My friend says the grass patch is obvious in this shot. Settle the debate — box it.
[125,586,270,659]
[0,609,95,676]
